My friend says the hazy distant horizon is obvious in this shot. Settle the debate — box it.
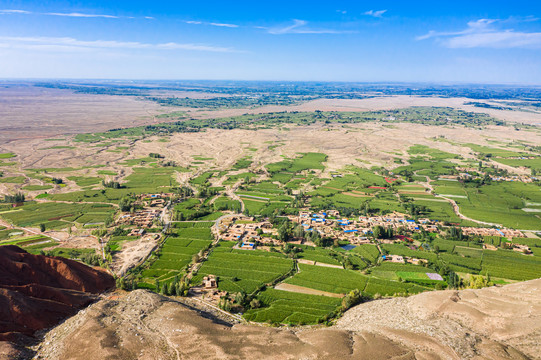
[2,79,541,87]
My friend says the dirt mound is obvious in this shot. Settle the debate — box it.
[0,245,115,342]
[34,280,541,360]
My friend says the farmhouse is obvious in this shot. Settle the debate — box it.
[202,275,217,289]
[512,244,532,254]
[383,254,405,263]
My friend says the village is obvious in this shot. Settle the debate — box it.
[115,193,172,235]
[215,209,531,256]
[443,168,540,183]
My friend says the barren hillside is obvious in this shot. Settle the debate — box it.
[31,279,541,360]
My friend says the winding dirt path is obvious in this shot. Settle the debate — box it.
[420,175,502,227]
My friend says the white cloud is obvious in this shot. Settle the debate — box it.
[0,36,238,53]
[209,22,238,28]
[0,9,153,19]
[266,19,349,35]
[0,9,31,14]
[45,12,119,18]
[184,20,239,28]
[417,18,541,48]
[364,10,387,18]
[446,31,541,48]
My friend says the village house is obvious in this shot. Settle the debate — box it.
[383,254,405,263]
[512,244,532,254]
[202,275,217,289]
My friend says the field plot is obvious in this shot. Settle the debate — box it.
[348,244,380,264]
[266,152,327,175]
[242,199,289,216]
[466,144,527,158]
[0,176,26,184]
[481,250,541,280]
[243,288,341,324]
[363,277,429,296]
[195,247,294,294]
[431,180,468,197]
[67,176,102,187]
[139,224,213,288]
[49,167,179,203]
[495,158,541,172]
[213,196,242,211]
[294,245,343,265]
[394,159,456,180]
[407,145,461,160]
[22,185,54,191]
[0,234,58,253]
[381,244,438,263]
[456,182,541,229]
[284,264,368,294]
[412,199,469,224]
[0,202,116,228]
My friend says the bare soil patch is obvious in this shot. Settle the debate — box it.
[342,192,372,198]
[275,283,344,298]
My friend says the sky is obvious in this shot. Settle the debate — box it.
[0,1,540,83]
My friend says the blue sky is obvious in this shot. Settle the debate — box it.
[0,1,540,83]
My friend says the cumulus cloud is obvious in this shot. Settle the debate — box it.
[417,18,541,48]
[364,10,387,18]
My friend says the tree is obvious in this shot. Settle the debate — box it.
[39,223,46,232]
[234,292,246,305]
[341,289,362,311]
[119,197,133,212]
[314,236,333,247]
[103,180,123,189]
[278,224,292,242]
[447,271,460,289]
[250,298,261,309]
[372,225,393,239]
[293,224,305,239]
[2,193,25,203]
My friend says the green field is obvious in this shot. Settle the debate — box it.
[195,245,294,294]
[284,264,368,294]
[243,288,341,324]
[139,225,214,288]
[0,202,116,228]
[456,182,541,229]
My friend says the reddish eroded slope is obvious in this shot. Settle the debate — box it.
[0,245,115,341]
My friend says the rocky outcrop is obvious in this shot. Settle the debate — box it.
[0,246,115,342]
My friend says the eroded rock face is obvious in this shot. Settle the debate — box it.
[0,245,115,342]
[34,282,541,360]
